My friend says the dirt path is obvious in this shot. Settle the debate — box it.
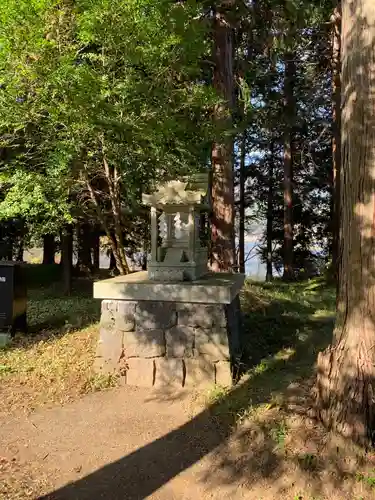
[0,386,247,500]
[2,384,374,500]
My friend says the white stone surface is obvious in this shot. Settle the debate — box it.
[154,358,184,387]
[142,175,208,207]
[142,174,210,282]
[126,358,155,387]
[194,328,230,361]
[94,271,245,305]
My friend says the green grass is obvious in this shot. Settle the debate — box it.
[356,470,375,488]
[208,277,336,426]
[27,284,100,333]
[2,273,337,420]
[240,278,336,370]
[297,453,319,471]
[23,264,101,332]
[270,418,289,448]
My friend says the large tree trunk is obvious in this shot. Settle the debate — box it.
[91,230,100,272]
[6,240,13,261]
[76,222,92,273]
[316,0,375,446]
[61,225,73,295]
[282,51,295,281]
[109,249,117,271]
[16,238,24,262]
[238,132,246,274]
[266,141,274,282]
[103,157,129,275]
[42,234,55,265]
[210,2,235,272]
[330,4,342,285]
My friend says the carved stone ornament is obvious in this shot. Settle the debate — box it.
[142,173,210,282]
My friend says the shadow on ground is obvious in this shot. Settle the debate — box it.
[37,281,373,500]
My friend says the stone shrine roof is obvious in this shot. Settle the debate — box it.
[142,173,208,208]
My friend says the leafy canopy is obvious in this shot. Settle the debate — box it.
[0,0,216,236]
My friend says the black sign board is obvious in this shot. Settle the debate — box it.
[0,262,27,334]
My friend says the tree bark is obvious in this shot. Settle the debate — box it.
[61,225,73,295]
[266,141,274,282]
[91,230,100,272]
[42,234,55,265]
[6,240,13,261]
[316,0,375,446]
[16,239,24,262]
[210,1,235,272]
[282,51,295,281]
[109,250,116,271]
[103,157,129,275]
[239,132,246,274]
[76,222,92,273]
[331,3,342,285]
[84,169,129,275]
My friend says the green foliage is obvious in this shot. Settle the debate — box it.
[356,470,375,489]
[27,279,100,331]
[0,0,339,274]
[82,373,119,393]
[269,419,288,448]
[0,0,216,240]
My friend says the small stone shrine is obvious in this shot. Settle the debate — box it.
[93,174,245,390]
[142,174,209,282]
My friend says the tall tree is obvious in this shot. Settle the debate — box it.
[42,234,56,265]
[91,229,100,272]
[238,131,246,273]
[330,2,342,284]
[266,139,275,282]
[282,46,296,281]
[316,0,375,446]
[61,225,73,295]
[211,1,235,272]
[76,222,92,273]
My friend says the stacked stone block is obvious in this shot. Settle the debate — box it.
[95,299,238,388]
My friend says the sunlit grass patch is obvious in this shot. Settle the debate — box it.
[0,325,102,415]
[0,278,111,416]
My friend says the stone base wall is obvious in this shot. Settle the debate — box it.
[94,298,242,389]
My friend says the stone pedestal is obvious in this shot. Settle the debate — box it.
[93,272,244,389]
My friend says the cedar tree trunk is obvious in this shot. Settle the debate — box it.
[282,51,295,281]
[211,1,235,272]
[316,0,375,447]
[331,4,342,285]
[239,131,246,274]
[42,234,55,265]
